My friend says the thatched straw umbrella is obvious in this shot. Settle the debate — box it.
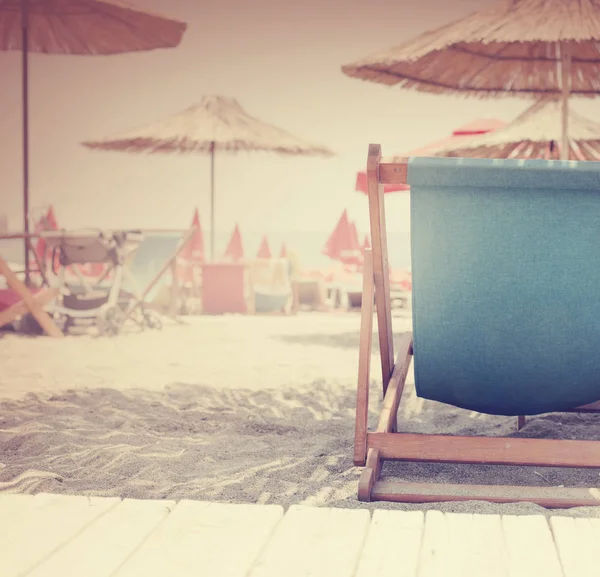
[342,0,600,161]
[429,99,600,161]
[0,0,187,284]
[81,95,334,260]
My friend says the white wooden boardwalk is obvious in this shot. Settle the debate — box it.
[0,493,598,576]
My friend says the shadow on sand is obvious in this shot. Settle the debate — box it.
[274,330,409,351]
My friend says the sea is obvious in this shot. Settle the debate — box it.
[1,230,412,271]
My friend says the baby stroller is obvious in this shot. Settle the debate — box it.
[42,229,161,335]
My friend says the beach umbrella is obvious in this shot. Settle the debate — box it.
[257,235,272,259]
[342,0,600,160]
[176,208,204,285]
[30,204,59,278]
[223,223,244,262]
[33,204,57,264]
[354,118,504,195]
[349,221,361,253]
[322,209,362,266]
[279,243,288,258]
[81,95,335,261]
[428,98,600,161]
[180,208,205,264]
[362,235,371,255]
[0,0,187,285]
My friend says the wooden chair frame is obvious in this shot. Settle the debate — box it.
[355,144,600,508]
[0,256,62,337]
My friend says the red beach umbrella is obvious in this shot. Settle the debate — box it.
[257,235,272,259]
[177,208,205,284]
[180,208,204,264]
[223,224,244,262]
[322,209,362,266]
[362,235,371,255]
[33,205,58,265]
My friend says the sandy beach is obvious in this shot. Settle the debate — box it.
[0,311,599,517]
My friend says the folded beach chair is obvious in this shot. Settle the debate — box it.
[355,144,600,507]
[43,229,144,335]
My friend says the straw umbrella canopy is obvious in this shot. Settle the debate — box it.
[0,0,187,284]
[81,94,335,260]
[429,98,600,160]
[341,0,600,161]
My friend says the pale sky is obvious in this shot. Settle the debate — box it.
[1,0,599,242]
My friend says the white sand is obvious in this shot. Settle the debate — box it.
[0,311,598,517]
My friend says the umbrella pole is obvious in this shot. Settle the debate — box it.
[210,140,215,261]
[21,0,31,286]
[559,42,571,161]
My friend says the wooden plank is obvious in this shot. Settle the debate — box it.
[366,144,395,396]
[501,515,563,577]
[358,448,382,501]
[0,287,58,329]
[435,513,509,577]
[419,511,507,577]
[371,480,600,508]
[550,516,600,577]
[113,501,283,577]
[355,249,375,466]
[417,510,453,577]
[249,505,371,577]
[354,510,424,577]
[376,333,413,433]
[367,432,600,468]
[27,498,175,577]
[0,257,63,337]
[0,493,119,577]
[379,156,409,185]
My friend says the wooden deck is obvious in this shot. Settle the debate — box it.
[0,493,598,576]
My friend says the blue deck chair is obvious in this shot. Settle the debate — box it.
[355,144,600,508]
[120,229,196,327]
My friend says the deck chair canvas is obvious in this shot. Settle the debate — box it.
[355,144,600,508]
[120,227,197,325]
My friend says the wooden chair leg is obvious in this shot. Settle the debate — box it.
[358,448,382,502]
[355,251,375,466]
[0,287,59,329]
[376,334,414,433]
[366,144,397,431]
